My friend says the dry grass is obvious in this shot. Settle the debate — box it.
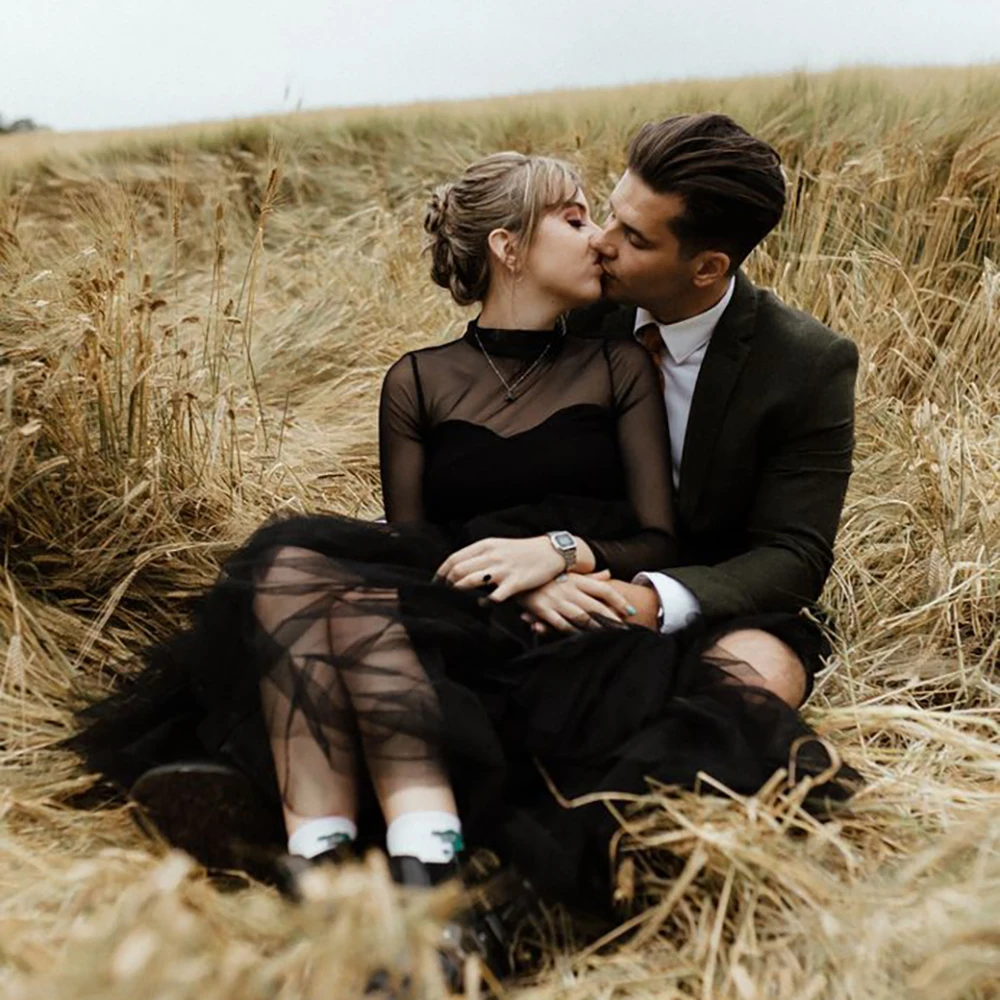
[1,64,1000,998]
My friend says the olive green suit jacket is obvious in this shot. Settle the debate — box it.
[569,271,859,622]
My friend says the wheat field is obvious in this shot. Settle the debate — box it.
[1,64,999,999]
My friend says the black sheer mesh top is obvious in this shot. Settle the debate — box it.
[378,319,677,579]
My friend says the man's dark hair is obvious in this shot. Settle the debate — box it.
[627,113,786,271]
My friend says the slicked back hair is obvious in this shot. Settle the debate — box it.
[627,113,786,271]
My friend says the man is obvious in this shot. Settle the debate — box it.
[523,112,859,709]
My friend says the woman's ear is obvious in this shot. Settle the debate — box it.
[487,228,519,274]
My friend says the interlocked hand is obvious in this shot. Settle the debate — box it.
[515,569,636,633]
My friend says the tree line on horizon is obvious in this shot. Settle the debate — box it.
[0,114,45,134]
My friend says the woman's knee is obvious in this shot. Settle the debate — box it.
[705,628,807,709]
[252,545,402,652]
[256,545,324,585]
[254,545,365,601]
[252,545,337,630]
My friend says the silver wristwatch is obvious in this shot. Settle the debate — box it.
[546,530,577,570]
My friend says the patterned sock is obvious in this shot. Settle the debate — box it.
[385,810,464,864]
[287,816,358,859]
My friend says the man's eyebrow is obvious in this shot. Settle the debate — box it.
[608,196,652,244]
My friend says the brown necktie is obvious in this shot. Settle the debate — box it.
[636,323,667,393]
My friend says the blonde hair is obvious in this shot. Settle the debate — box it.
[423,152,582,306]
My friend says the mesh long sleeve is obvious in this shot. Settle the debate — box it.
[378,355,426,523]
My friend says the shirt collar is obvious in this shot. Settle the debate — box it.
[633,277,736,364]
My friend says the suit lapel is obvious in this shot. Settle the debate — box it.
[677,272,758,520]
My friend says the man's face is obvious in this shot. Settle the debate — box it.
[590,170,698,316]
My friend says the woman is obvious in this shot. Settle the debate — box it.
[70,151,856,927]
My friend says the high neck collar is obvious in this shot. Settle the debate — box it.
[463,317,565,360]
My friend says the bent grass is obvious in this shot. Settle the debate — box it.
[1,64,1000,998]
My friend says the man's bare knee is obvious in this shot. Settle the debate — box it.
[705,628,807,709]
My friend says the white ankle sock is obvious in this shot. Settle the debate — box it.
[288,816,357,859]
[386,810,464,864]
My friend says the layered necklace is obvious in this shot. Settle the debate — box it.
[473,315,567,403]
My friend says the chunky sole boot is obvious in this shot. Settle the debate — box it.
[377,854,534,996]
[129,760,285,883]
[388,854,461,888]
[272,841,358,902]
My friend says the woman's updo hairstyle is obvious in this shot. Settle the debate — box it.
[424,152,582,306]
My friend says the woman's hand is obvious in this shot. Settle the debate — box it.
[515,570,638,633]
[435,536,569,603]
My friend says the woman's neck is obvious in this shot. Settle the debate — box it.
[477,286,562,331]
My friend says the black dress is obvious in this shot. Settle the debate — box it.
[70,320,859,917]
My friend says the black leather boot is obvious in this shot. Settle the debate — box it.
[272,840,358,902]
[378,855,533,995]
[388,853,461,888]
[129,760,285,883]
[362,855,464,997]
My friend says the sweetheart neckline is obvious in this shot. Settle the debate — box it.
[427,402,611,442]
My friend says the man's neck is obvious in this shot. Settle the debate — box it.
[645,277,732,326]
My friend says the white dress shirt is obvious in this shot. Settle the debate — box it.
[632,278,736,633]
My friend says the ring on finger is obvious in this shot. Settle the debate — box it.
[482,572,492,583]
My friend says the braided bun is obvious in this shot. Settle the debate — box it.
[422,152,582,307]
[423,181,480,304]
[423,183,452,237]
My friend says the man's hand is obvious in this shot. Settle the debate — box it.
[516,570,639,634]
[606,579,661,630]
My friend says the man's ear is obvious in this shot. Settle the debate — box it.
[487,228,519,273]
[692,250,731,287]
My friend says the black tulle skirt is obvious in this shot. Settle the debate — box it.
[69,500,860,917]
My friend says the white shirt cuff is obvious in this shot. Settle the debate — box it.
[633,571,701,634]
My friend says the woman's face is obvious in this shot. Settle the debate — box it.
[520,190,604,309]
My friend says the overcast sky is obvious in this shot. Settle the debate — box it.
[5,0,1000,132]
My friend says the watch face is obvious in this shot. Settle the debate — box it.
[553,531,575,549]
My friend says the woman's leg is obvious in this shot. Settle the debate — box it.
[254,547,456,842]
[254,551,360,838]
[328,587,458,824]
